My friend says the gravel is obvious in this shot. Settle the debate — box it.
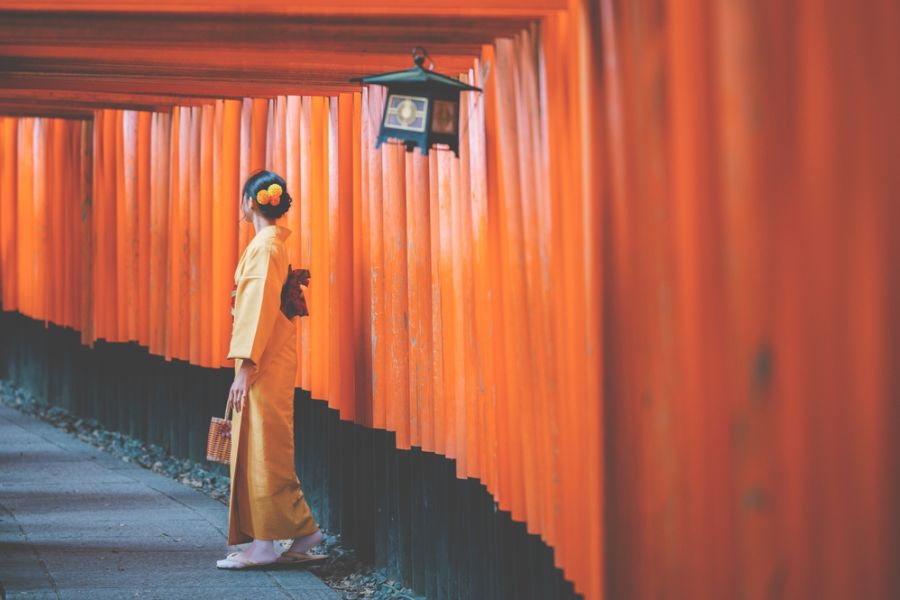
[0,379,425,600]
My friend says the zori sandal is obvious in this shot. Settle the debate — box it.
[216,551,279,570]
[274,550,329,566]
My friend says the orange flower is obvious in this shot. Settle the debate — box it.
[256,189,270,205]
[270,195,281,206]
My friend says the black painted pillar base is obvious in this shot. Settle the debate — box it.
[0,310,582,600]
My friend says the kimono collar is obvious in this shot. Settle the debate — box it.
[256,224,292,242]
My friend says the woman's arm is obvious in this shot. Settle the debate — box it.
[226,243,283,365]
[225,242,285,412]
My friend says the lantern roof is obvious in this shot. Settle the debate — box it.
[352,59,482,92]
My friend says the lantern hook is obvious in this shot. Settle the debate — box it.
[412,47,435,71]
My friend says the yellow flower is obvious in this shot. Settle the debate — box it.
[267,183,283,198]
[256,189,270,205]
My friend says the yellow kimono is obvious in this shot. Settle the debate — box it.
[225,223,319,545]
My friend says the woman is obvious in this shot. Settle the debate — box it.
[216,169,326,569]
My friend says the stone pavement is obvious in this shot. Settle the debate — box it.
[0,403,341,600]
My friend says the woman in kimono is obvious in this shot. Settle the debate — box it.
[216,170,327,569]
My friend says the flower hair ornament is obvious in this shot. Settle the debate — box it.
[255,183,283,206]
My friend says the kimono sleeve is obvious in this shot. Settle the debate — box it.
[226,243,284,365]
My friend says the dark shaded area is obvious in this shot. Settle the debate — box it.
[0,310,581,600]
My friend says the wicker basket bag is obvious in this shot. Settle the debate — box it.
[206,401,233,464]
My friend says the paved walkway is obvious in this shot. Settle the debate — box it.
[0,403,340,600]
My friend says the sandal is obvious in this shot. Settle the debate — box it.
[216,551,279,570]
[274,550,329,566]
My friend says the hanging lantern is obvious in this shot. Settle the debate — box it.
[351,48,482,157]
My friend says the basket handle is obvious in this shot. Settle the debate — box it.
[224,399,233,421]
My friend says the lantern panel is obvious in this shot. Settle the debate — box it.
[385,94,429,132]
[431,99,458,135]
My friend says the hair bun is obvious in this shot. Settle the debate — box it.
[243,169,292,218]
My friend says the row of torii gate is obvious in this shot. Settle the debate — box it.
[1,1,898,599]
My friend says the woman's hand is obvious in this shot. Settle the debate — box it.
[228,359,259,413]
